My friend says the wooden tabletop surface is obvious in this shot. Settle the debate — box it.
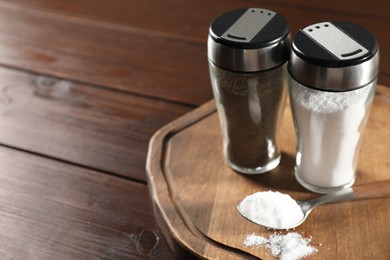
[0,1,388,259]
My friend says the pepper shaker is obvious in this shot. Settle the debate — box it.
[288,21,379,193]
[208,8,290,174]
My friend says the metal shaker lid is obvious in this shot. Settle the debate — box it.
[208,8,290,72]
[289,21,379,91]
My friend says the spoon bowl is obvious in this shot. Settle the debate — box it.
[237,180,390,230]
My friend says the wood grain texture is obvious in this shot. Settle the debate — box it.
[0,146,173,259]
[0,0,388,106]
[0,1,388,259]
[353,180,390,200]
[146,85,390,259]
[268,0,389,18]
[3,0,389,39]
[0,2,212,106]
[0,67,191,182]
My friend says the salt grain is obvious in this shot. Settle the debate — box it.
[243,233,267,247]
[244,232,318,260]
[238,191,303,229]
[290,81,375,190]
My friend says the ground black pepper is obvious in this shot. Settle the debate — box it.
[210,62,287,172]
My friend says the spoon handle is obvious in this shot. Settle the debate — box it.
[353,180,390,200]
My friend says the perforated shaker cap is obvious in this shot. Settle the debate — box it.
[207,8,290,72]
[289,21,379,91]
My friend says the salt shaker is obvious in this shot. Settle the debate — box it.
[208,8,290,174]
[288,21,379,193]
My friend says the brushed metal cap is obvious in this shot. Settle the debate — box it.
[289,21,379,91]
[208,8,290,72]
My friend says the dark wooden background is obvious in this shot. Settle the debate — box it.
[0,1,388,259]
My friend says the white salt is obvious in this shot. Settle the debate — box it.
[290,82,374,188]
[244,232,318,260]
[238,191,303,229]
[243,233,267,247]
[267,232,317,260]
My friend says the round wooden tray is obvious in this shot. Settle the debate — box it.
[146,85,390,259]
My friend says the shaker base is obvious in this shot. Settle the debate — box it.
[226,155,281,175]
[295,171,355,194]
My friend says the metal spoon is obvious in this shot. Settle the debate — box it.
[237,180,390,229]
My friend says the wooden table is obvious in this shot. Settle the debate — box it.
[0,1,388,259]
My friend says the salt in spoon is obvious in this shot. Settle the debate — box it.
[237,180,390,230]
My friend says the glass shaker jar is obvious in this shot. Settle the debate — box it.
[288,21,379,193]
[208,8,290,174]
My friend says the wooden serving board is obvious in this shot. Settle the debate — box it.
[146,85,390,259]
